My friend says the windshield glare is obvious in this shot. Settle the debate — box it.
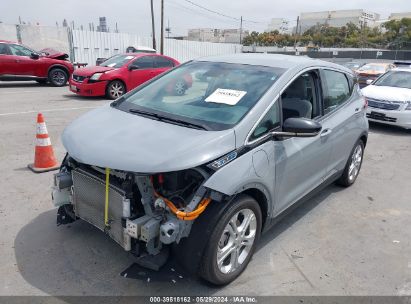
[100,55,134,68]
[374,71,411,89]
[115,61,285,131]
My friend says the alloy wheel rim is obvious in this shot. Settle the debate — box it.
[110,82,124,98]
[52,71,66,85]
[348,144,363,182]
[216,208,257,274]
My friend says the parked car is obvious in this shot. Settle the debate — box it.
[0,40,74,86]
[70,53,187,99]
[356,62,395,88]
[362,68,411,129]
[53,54,368,285]
[342,61,365,71]
[96,46,156,66]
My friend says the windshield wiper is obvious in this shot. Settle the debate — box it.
[128,108,208,130]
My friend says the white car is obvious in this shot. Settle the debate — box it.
[362,68,411,129]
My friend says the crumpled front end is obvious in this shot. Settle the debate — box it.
[52,154,224,264]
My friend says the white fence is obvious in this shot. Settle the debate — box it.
[0,23,242,66]
[72,29,241,65]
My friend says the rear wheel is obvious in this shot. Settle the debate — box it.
[106,80,126,99]
[199,195,262,285]
[48,68,68,87]
[337,140,364,187]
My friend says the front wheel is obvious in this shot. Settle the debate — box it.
[48,68,68,87]
[106,80,126,100]
[337,140,365,187]
[199,195,262,285]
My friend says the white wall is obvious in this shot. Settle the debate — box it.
[0,24,18,41]
[0,24,242,65]
[72,29,241,65]
[19,25,70,54]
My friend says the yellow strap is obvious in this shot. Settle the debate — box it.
[104,167,110,227]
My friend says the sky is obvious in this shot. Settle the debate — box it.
[2,0,411,37]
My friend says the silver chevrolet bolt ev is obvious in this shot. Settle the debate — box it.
[52,54,368,285]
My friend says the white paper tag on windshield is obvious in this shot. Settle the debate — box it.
[205,88,247,105]
[107,63,116,67]
[125,56,134,59]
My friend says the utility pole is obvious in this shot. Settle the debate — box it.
[150,0,157,50]
[160,0,164,54]
[239,16,243,44]
[294,16,299,50]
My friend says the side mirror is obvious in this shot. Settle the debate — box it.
[273,117,322,138]
[128,65,138,71]
[30,52,40,59]
[366,79,373,85]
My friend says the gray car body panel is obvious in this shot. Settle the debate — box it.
[62,54,367,225]
[62,104,236,173]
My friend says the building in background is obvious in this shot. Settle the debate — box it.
[187,28,248,43]
[299,10,380,33]
[96,17,108,32]
[389,12,411,20]
[265,18,291,34]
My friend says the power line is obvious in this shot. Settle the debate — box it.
[180,0,265,24]
[167,0,239,26]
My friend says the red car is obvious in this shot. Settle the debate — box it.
[0,40,74,86]
[69,53,187,99]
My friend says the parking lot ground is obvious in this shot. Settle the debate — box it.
[0,81,411,296]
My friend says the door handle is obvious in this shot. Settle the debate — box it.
[15,59,20,63]
[320,128,332,137]
[355,107,361,112]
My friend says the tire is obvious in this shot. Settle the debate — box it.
[337,139,365,187]
[106,80,126,100]
[199,195,262,285]
[174,80,186,96]
[48,68,68,87]
[36,79,48,85]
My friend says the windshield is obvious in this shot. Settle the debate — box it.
[373,71,411,89]
[114,61,285,131]
[100,55,134,68]
[358,64,386,73]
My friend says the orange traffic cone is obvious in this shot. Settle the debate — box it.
[28,113,60,173]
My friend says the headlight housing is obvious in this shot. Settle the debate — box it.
[406,102,411,111]
[89,73,103,82]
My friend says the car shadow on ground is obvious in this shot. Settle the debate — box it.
[61,94,109,102]
[369,121,411,136]
[0,81,58,88]
[14,183,343,297]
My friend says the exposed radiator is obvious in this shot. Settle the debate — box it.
[72,168,130,250]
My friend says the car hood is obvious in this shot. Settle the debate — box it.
[362,85,411,103]
[40,48,69,60]
[62,105,236,173]
[73,66,115,76]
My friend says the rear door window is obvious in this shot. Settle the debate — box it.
[154,56,175,68]
[132,56,154,69]
[320,70,351,115]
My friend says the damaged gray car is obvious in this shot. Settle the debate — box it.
[52,54,368,285]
